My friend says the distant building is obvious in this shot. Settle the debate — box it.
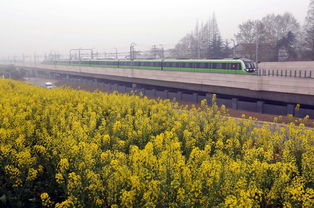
[278,46,289,62]
[234,43,277,62]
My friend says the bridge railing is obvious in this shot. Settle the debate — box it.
[256,69,313,78]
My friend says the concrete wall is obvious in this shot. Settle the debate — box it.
[19,64,314,97]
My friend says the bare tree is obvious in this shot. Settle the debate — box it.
[261,13,300,43]
[236,13,300,45]
[235,20,258,43]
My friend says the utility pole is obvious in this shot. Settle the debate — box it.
[130,42,136,61]
[255,23,259,71]
[152,45,157,59]
[159,44,164,60]
[114,48,118,60]
[231,39,236,58]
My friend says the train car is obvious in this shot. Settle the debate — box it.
[43,58,256,74]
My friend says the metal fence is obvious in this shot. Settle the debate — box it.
[256,69,313,78]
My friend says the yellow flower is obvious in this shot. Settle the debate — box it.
[40,192,54,207]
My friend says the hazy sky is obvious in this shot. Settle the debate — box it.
[0,0,310,58]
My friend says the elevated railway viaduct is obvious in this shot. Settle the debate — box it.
[2,63,314,118]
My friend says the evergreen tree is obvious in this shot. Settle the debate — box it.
[277,31,297,59]
[173,13,229,59]
[208,14,224,58]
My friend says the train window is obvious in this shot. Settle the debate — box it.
[200,63,207,68]
[222,63,227,69]
[212,63,217,69]
[237,63,241,70]
[194,63,200,68]
[216,63,222,69]
[234,63,241,70]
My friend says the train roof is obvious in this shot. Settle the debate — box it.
[78,59,248,62]
[54,58,255,63]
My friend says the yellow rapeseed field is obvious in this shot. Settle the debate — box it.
[0,79,313,207]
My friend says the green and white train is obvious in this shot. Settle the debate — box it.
[43,58,256,74]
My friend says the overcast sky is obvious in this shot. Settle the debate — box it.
[0,0,310,58]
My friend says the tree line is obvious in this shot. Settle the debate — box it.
[172,0,314,61]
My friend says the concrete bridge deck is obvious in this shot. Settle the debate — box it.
[15,63,314,96]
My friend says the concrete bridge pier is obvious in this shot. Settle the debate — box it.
[164,90,169,99]
[287,104,295,116]
[257,101,264,114]
[232,98,238,110]
[193,93,198,103]
[178,91,183,101]
[205,93,213,106]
